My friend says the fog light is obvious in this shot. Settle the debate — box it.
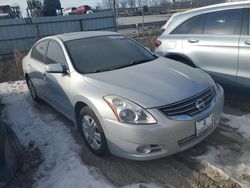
[136,145,151,154]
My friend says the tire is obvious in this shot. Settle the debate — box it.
[26,76,40,102]
[0,122,23,186]
[78,107,109,156]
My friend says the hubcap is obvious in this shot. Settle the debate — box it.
[81,115,102,150]
[28,79,36,99]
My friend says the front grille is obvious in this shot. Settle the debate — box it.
[160,86,216,117]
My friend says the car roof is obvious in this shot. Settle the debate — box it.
[178,1,250,17]
[55,31,119,42]
[162,1,250,33]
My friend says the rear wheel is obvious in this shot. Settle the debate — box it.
[78,107,108,156]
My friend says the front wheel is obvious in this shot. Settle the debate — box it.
[79,107,109,156]
[26,77,40,102]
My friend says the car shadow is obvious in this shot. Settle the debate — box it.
[223,85,250,115]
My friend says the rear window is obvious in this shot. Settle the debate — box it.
[171,15,205,35]
[249,9,250,35]
[65,36,156,74]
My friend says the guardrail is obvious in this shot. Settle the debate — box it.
[118,20,166,36]
[118,20,166,30]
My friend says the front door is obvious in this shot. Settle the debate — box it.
[29,40,49,98]
[237,9,250,87]
[44,40,73,119]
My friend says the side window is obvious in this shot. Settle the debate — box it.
[46,40,67,68]
[171,15,205,35]
[241,8,249,35]
[204,9,241,35]
[31,40,48,63]
[249,9,250,35]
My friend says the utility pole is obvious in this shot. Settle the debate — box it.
[113,0,117,31]
[172,0,176,11]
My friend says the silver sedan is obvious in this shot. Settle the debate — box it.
[22,31,224,160]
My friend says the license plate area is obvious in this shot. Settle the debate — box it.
[196,114,213,136]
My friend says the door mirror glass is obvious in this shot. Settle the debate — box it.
[45,63,64,73]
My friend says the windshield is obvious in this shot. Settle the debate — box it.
[65,35,156,74]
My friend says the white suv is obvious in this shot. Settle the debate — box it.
[155,1,250,88]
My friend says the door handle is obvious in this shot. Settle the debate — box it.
[43,73,47,81]
[245,41,250,45]
[188,39,199,43]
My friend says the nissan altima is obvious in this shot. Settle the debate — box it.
[22,31,224,160]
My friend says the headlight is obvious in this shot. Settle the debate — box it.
[103,95,157,125]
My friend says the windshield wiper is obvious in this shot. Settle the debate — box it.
[86,58,155,74]
[114,58,154,70]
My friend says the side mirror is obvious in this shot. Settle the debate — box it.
[45,63,64,73]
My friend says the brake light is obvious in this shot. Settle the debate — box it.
[155,40,162,48]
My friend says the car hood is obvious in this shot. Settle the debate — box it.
[84,57,214,108]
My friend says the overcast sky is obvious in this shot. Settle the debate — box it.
[0,0,102,16]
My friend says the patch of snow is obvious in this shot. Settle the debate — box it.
[195,114,250,188]
[223,113,250,139]
[0,81,161,188]
[196,146,229,181]
[0,81,112,188]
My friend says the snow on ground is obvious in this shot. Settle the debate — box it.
[0,81,112,188]
[223,113,250,139]
[0,81,160,188]
[2,81,250,188]
[195,114,250,188]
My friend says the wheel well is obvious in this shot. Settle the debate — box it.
[25,73,29,82]
[166,54,196,68]
[74,102,87,126]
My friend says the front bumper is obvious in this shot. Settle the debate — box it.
[102,85,224,160]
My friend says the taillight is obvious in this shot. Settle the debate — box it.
[155,40,162,48]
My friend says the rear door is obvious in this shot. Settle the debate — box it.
[29,40,49,98]
[237,8,250,87]
[183,9,242,84]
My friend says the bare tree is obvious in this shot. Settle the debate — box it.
[126,0,136,8]
[95,2,103,9]
[160,0,170,5]
[142,0,149,6]
[102,0,113,9]
[148,0,160,6]
[137,0,143,7]
[119,0,127,8]
[172,0,176,9]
